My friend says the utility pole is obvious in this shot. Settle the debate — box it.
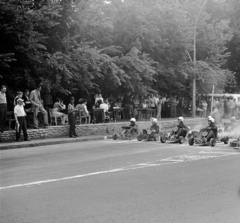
[192,0,208,117]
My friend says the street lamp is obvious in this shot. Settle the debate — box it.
[192,0,208,117]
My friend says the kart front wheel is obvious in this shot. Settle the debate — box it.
[188,136,194,146]
[160,135,166,143]
[179,136,184,144]
[112,133,118,140]
[210,138,216,147]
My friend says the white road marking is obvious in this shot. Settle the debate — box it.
[1,151,239,191]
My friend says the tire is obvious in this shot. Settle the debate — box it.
[210,138,216,147]
[224,137,229,144]
[137,134,143,141]
[160,135,166,143]
[112,133,118,140]
[188,136,194,146]
[179,136,184,144]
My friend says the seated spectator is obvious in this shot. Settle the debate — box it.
[14,91,24,106]
[53,98,68,125]
[95,93,104,104]
[76,99,91,124]
[22,89,32,112]
[100,99,110,122]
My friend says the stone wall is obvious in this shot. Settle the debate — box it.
[0,118,205,142]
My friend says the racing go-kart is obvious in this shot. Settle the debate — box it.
[137,128,159,141]
[112,126,138,140]
[160,127,187,144]
[188,130,229,147]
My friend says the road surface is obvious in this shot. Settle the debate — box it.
[1,139,240,223]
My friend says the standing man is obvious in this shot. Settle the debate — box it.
[30,83,48,129]
[0,85,7,133]
[14,98,30,142]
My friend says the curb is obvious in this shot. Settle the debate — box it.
[0,136,111,150]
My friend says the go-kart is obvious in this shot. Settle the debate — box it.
[230,136,240,148]
[112,126,137,140]
[160,127,186,144]
[137,128,159,141]
[188,130,229,147]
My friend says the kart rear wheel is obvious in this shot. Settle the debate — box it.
[160,135,166,143]
[188,136,194,146]
[137,134,143,141]
[179,136,184,144]
[210,138,216,147]
[224,136,229,144]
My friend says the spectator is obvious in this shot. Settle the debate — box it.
[13,91,23,106]
[22,89,32,112]
[202,99,208,118]
[53,98,68,125]
[29,83,49,129]
[76,98,91,124]
[68,96,78,138]
[14,98,30,142]
[100,99,109,113]
[218,97,224,118]
[0,85,7,133]
[156,96,162,120]
[210,107,222,125]
[95,93,104,104]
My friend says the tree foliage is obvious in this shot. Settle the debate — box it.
[0,0,238,96]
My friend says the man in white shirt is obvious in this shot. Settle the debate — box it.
[14,98,30,142]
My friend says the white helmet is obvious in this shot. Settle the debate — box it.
[178,117,184,122]
[207,116,212,120]
[209,117,215,123]
[130,118,136,123]
[231,116,237,122]
[152,118,157,123]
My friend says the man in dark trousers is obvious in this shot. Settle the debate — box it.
[0,85,7,133]
[14,98,30,142]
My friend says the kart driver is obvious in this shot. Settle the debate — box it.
[228,116,238,131]
[201,117,218,142]
[122,118,139,136]
[171,117,188,139]
[143,118,159,140]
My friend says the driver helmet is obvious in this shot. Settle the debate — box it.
[231,116,237,122]
[130,118,136,123]
[208,117,215,124]
[207,116,212,120]
[152,118,157,124]
[178,116,184,122]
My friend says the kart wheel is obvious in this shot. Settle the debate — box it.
[210,138,216,147]
[188,136,194,146]
[112,133,118,140]
[137,134,143,141]
[160,135,166,143]
[179,136,184,144]
[224,136,229,144]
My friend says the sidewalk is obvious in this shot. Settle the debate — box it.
[0,135,111,150]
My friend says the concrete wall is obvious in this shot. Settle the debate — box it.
[0,118,205,142]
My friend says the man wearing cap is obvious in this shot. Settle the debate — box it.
[30,83,49,129]
[0,85,7,133]
[14,98,30,142]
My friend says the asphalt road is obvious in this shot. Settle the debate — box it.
[1,139,240,223]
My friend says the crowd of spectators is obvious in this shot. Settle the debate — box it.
[196,95,240,123]
[1,83,240,141]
